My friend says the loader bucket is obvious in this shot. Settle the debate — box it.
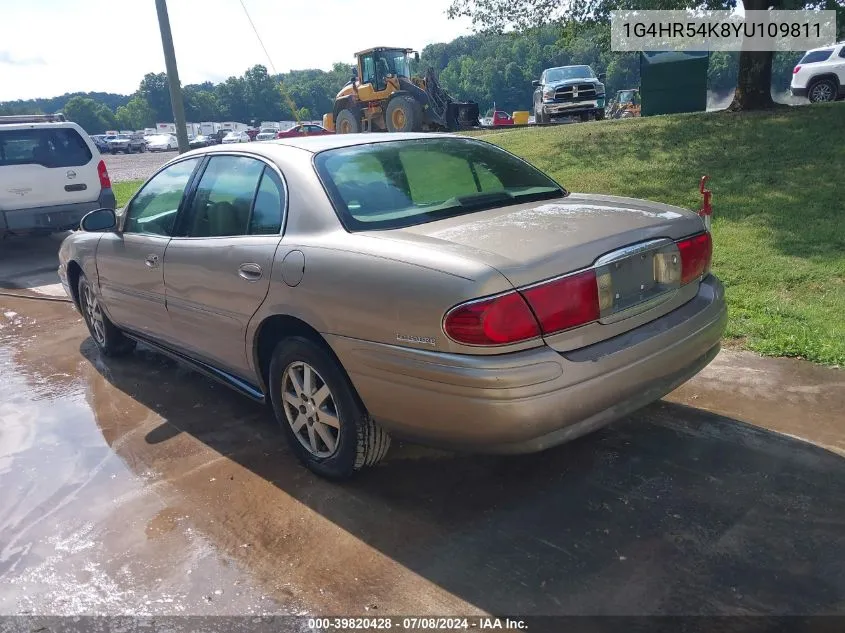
[446,101,480,130]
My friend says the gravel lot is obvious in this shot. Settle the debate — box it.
[102,150,175,183]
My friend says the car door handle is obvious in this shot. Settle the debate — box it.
[145,254,160,268]
[238,263,262,281]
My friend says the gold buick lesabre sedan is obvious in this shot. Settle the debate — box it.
[58,133,726,480]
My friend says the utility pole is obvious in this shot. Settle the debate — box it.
[154,0,189,153]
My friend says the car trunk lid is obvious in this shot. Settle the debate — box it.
[366,193,709,348]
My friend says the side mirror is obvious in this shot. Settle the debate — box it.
[80,207,116,232]
[532,80,541,87]
[598,72,607,82]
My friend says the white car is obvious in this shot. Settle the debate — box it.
[222,130,251,144]
[146,134,178,151]
[791,41,845,103]
[0,113,115,237]
[255,127,279,141]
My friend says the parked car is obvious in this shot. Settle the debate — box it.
[275,124,333,138]
[256,127,280,141]
[222,130,250,144]
[58,133,725,480]
[107,132,147,154]
[491,111,514,126]
[146,134,178,152]
[791,41,845,102]
[533,65,607,123]
[90,134,110,153]
[1,113,115,237]
[189,135,211,149]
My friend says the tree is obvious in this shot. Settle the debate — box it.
[115,95,155,130]
[448,0,845,111]
[139,72,172,122]
[63,96,115,134]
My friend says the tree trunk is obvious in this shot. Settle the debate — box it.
[728,50,776,111]
[728,0,777,111]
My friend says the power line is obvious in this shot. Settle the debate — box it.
[237,0,277,75]
[236,0,301,123]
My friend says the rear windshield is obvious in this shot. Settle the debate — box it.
[313,138,565,231]
[799,49,833,63]
[0,128,93,168]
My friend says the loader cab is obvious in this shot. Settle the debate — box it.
[355,47,416,97]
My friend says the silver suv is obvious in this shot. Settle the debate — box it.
[1,113,115,237]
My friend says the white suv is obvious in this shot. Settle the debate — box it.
[0,113,115,237]
[791,41,845,103]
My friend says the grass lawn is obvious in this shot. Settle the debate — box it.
[114,180,144,207]
[470,103,844,366]
[110,104,844,365]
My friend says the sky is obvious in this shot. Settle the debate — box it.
[0,0,474,102]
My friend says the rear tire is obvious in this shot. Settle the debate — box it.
[77,273,136,357]
[579,112,591,122]
[335,109,360,134]
[594,109,605,121]
[268,336,391,480]
[385,95,422,133]
[808,78,837,103]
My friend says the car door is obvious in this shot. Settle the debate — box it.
[163,154,286,377]
[96,157,201,343]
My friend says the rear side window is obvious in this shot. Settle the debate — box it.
[800,49,833,63]
[839,47,845,59]
[0,128,92,168]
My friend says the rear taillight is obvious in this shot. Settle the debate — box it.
[443,291,540,345]
[793,65,801,74]
[522,269,600,335]
[677,232,712,284]
[97,160,111,189]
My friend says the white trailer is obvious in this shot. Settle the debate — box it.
[156,122,176,134]
[199,121,221,136]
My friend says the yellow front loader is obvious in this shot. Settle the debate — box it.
[327,47,480,134]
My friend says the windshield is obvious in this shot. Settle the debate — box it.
[115,134,131,140]
[545,66,595,83]
[314,138,565,232]
[377,49,411,78]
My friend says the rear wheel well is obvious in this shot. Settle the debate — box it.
[66,261,83,308]
[808,73,840,89]
[254,315,338,394]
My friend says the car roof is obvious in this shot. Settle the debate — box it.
[180,132,458,157]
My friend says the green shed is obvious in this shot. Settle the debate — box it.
[639,51,709,116]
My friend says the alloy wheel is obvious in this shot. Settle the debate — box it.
[82,284,106,346]
[281,361,341,458]
[810,82,834,102]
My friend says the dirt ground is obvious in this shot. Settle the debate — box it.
[1,234,844,618]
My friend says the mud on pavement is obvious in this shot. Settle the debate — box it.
[2,270,845,617]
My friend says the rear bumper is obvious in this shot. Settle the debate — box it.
[791,87,808,97]
[1,188,115,235]
[327,275,727,454]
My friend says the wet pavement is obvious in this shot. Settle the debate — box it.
[1,237,845,617]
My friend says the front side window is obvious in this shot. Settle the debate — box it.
[180,155,280,237]
[314,138,565,232]
[0,128,92,168]
[124,158,201,236]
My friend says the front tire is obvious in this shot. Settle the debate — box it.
[77,273,136,357]
[808,78,837,103]
[385,95,422,133]
[268,336,391,480]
